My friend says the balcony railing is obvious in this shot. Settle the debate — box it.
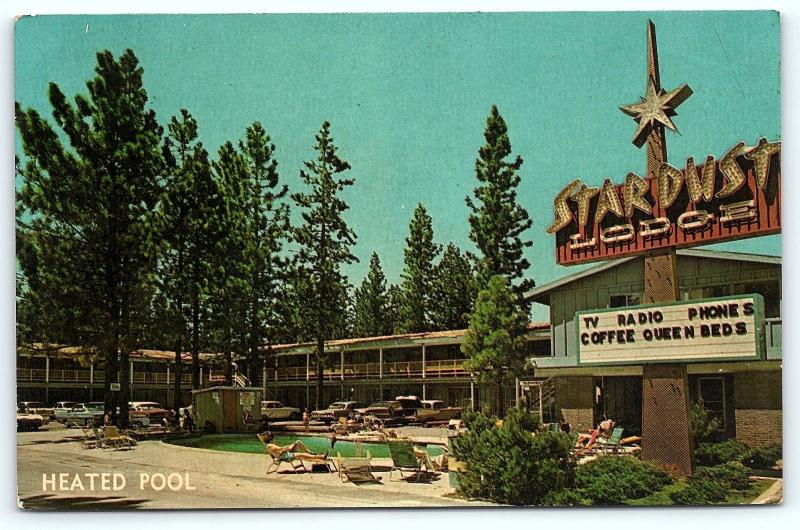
[16,368,206,386]
[267,358,468,382]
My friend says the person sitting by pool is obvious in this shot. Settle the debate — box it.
[575,418,615,448]
[259,431,328,461]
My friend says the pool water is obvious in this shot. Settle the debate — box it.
[165,434,445,458]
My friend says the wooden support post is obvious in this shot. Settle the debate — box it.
[379,348,383,379]
[421,344,426,379]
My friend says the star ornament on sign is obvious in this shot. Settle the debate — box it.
[620,77,693,148]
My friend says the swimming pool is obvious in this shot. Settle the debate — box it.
[165,434,445,458]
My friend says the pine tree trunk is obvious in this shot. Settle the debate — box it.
[495,373,504,418]
[224,325,233,386]
[173,337,183,412]
[119,348,130,427]
[191,294,200,390]
[104,345,118,425]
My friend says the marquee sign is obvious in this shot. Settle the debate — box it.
[547,139,781,266]
[575,294,765,366]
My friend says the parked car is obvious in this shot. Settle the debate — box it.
[356,400,404,422]
[129,402,173,425]
[310,401,366,424]
[63,402,105,427]
[395,395,424,421]
[52,401,80,422]
[17,405,44,431]
[18,401,52,424]
[260,401,300,420]
[417,400,463,423]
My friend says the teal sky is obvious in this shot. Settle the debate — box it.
[14,11,781,321]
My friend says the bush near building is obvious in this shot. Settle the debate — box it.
[694,439,782,470]
[694,439,751,466]
[544,456,674,506]
[451,409,575,505]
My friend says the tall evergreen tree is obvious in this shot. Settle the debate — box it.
[157,109,221,408]
[466,105,534,308]
[386,284,403,336]
[461,275,529,416]
[291,121,358,409]
[237,122,290,385]
[353,253,391,337]
[430,243,476,330]
[15,49,164,426]
[210,142,251,385]
[397,204,440,333]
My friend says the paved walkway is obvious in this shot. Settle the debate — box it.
[17,429,483,510]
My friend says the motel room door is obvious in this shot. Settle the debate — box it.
[599,376,643,436]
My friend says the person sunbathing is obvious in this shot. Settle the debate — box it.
[260,432,328,460]
[575,418,615,448]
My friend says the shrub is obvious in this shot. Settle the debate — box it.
[694,439,750,466]
[541,488,592,507]
[744,442,782,469]
[670,479,728,505]
[574,456,674,505]
[689,402,722,447]
[694,462,751,492]
[452,408,576,505]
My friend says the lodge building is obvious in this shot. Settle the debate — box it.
[16,248,781,448]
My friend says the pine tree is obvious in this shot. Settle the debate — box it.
[397,204,440,333]
[466,105,534,308]
[210,141,251,384]
[430,243,476,330]
[353,253,391,337]
[237,122,290,385]
[291,121,358,409]
[157,109,223,407]
[386,284,403,336]
[461,275,529,416]
[16,49,164,426]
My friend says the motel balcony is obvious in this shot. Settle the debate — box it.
[266,358,469,382]
[16,366,215,387]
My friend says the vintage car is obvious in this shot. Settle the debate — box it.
[63,402,105,426]
[260,401,301,420]
[310,401,366,424]
[417,400,463,423]
[393,395,425,422]
[17,405,44,431]
[19,401,52,424]
[129,402,173,424]
[52,401,80,422]
[356,400,404,422]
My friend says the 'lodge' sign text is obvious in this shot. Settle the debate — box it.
[575,294,765,365]
[548,139,781,265]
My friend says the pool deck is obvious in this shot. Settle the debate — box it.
[17,427,485,510]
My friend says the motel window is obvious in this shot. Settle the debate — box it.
[608,293,641,308]
[681,281,781,318]
[697,376,727,429]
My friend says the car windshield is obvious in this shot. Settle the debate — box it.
[136,403,161,409]
[329,402,346,409]
[17,406,30,413]
[368,401,396,408]
[87,403,104,410]
[25,402,44,408]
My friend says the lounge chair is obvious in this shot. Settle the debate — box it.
[103,426,137,450]
[596,427,625,454]
[387,439,433,481]
[336,451,381,484]
[257,433,335,474]
[81,425,102,449]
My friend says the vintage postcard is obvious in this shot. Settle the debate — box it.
[15,11,782,509]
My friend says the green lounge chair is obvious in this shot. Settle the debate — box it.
[387,439,432,481]
[597,427,625,454]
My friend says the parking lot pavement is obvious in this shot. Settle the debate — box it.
[17,428,479,510]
